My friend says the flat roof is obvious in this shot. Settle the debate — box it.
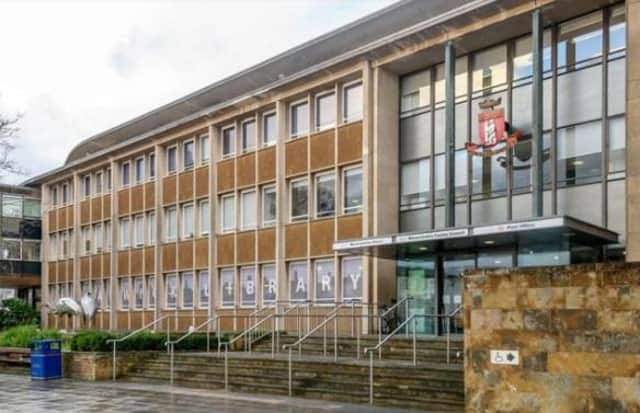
[333,216,619,258]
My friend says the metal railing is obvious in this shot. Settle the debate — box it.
[106,314,170,381]
[165,315,219,384]
[377,296,412,344]
[446,304,464,364]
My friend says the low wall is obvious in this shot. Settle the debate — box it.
[464,263,640,413]
[63,352,153,381]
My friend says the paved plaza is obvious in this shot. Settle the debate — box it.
[0,373,420,413]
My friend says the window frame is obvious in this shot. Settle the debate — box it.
[120,161,131,187]
[198,199,210,236]
[199,134,210,164]
[83,175,91,198]
[289,98,309,139]
[148,152,156,180]
[342,80,363,124]
[315,90,337,132]
[289,178,309,222]
[133,276,144,310]
[221,125,236,159]
[147,211,156,245]
[219,268,235,308]
[241,118,257,153]
[198,270,209,309]
[220,194,235,233]
[342,165,363,214]
[165,273,178,309]
[181,203,194,239]
[261,185,276,227]
[165,207,177,242]
[119,277,131,310]
[315,172,336,218]
[95,171,103,195]
[134,214,145,247]
[341,256,363,302]
[166,145,178,175]
[240,189,257,230]
[183,139,195,170]
[261,264,277,306]
[119,218,130,250]
[134,156,145,184]
[262,111,277,147]
[314,258,336,304]
[181,272,194,309]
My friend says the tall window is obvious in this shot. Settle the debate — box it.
[222,127,235,158]
[401,159,429,207]
[240,190,257,230]
[167,146,177,173]
[199,200,210,235]
[103,279,111,308]
[146,275,156,309]
[240,267,256,307]
[182,204,194,238]
[314,259,335,303]
[401,70,430,112]
[104,221,112,251]
[263,112,277,146]
[290,179,308,221]
[134,214,144,247]
[119,218,130,249]
[289,261,308,302]
[94,223,103,253]
[119,278,130,310]
[95,172,103,194]
[62,183,68,204]
[343,82,363,122]
[106,168,112,190]
[198,271,209,308]
[148,153,156,179]
[315,173,335,217]
[343,167,363,213]
[134,277,144,309]
[221,195,235,232]
[165,274,177,309]
[183,140,195,169]
[242,120,256,152]
[262,264,277,305]
[147,212,156,245]
[2,195,21,217]
[81,226,91,254]
[24,198,40,218]
[220,269,234,307]
[315,92,336,131]
[472,44,507,93]
[182,272,194,308]
[135,157,145,183]
[557,11,603,71]
[83,175,91,198]
[290,101,309,137]
[121,162,130,187]
[199,135,209,163]
[51,186,58,207]
[262,185,276,226]
[165,207,177,241]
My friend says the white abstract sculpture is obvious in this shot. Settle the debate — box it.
[55,297,82,316]
[80,293,98,321]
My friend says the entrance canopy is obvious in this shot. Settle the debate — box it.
[333,216,618,259]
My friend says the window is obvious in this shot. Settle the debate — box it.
[183,140,195,169]
[401,159,429,207]
[220,269,234,307]
[147,212,156,245]
[106,168,112,190]
[401,70,430,112]
[199,200,210,235]
[49,234,57,260]
[147,275,156,309]
[83,175,91,198]
[23,199,40,219]
[62,183,69,204]
[94,223,103,253]
[119,278,130,310]
[51,187,58,207]
[242,120,256,152]
[289,261,308,302]
[557,120,602,186]
[314,259,335,303]
[23,241,40,261]
[165,274,177,309]
[93,281,102,307]
[513,32,552,81]
[103,279,111,308]
[95,172,103,195]
[557,11,603,70]
[198,271,209,308]
[315,173,335,217]
[342,257,363,301]
[609,5,626,54]
[240,267,256,307]
[343,167,363,213]
[134,214,144,247]
[121,162,130,187]
[134,277,143,309]
[290,101,309,137]
[240,190,257,230]
[81,281,90,297]
[199,135,210,163]
[343,82,363,122]
[81,226,91,254]
[262,186,276,226]
[315,92,336,130]
[262,264,277,305]
[472,45,507,93]
[609,117,625,175]
[181,204,194,239]
[148,153,156,179]
[222,127,235,158]
[104,221,112,251]
[290,179,308,221]
[472,154,507,195]
[2,195,22,218]
[119,218,130,249]
[182,272,194,308]
[134,157,145,184]
[167,146,177,173]
[61,231,69,258]
[263,112,277,146]
[165,207,177,241]
[221,195,235,232]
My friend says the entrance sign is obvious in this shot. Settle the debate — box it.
[289,262,308,301]
[395,229,469,243]
[333,236,393,251]
[240,267,256,307]
[490,350,519,365]
[315,260,335,302]
[472,217,563,236]
[465,98,523,157]
[262,265,277,305]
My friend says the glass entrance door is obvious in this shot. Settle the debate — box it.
[397,258,436,334]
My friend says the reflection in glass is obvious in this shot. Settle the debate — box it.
[401,159,429,207]
[557,121,602,186]
[557,11,602,70]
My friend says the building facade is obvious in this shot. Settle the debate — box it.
[27,0,637,333]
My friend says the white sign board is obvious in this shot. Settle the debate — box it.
[490,350,519,365]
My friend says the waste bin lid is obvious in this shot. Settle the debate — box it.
[31,339,62,344]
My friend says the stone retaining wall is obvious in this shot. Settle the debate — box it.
[63,352,153,381]
[464,263,640,412]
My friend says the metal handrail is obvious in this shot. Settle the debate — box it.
[378,296,413,342]
[107,314,170,381]
[446,304,464,364]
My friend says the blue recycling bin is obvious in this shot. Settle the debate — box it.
[30,339,62,380]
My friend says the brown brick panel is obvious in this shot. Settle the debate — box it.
[91,197,102,222]
[177,312,193,332]
[178,170,194,202]
[177,240,193,270]
[131,185,144,213]
[56,262,66,282]
[144,247,154,273]
[195,166,209,198]
[48,262,57,283]
[58,208,67,229]
[80,200,90,225]
[117,251,130,275]
[195,239,208,268]
[48,210,57,232]
[257,228,275,262]
[216,234,234,266]
[66,206,74,229]
[337,121,363,164]
[118,189,130,216]
[91,255,101,277]
[285,138,308,177]
[237,153,256,188]
[216,159,235,193]
[163,175,177,205]
[285,222,308,258]
[162,244,177,272]
[68,259,75,279]
[131,248,143,275]
[80,257,90,280]
[257,147,276,183]
[144,182,155,210]
[237,231,256,264]
[309,218,335,257]
[102,253,111,277]
[337,214,362,240]
[116,311,129,330]
[310,130,335,171]
[130,311,143,330]
[103,195,112,218]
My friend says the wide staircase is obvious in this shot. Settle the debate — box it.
[122,334,465,412]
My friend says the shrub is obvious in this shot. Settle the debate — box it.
[0,299,39,330]
[69,330,232,352]
[70,330,116,352]
[0,325,61,348]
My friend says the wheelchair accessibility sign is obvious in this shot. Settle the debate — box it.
[490,350,519,365]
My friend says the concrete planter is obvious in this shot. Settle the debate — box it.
[63,351,153,381]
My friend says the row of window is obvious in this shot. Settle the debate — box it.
[0,239,41,261]
[0,195,40,219]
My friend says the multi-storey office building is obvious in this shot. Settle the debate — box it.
[26,0,637,333]
[0,184,41,307]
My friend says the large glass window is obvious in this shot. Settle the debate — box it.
[94,223,103,253]
[147,212,155,245]
[316,92,336,130]
[434,57,469,103]
[220,269,234,307]
[401,69,430,112]
[290,179,308,221]
[222,127,236,158]
[165,274,177,309]
[263,112,277,146]
[513,31,552,81]
[182,272,194,308]
[609,5,626,54]
[242,120,256,152]
[400,112,430,161]
[289,261,308,302]
[198,271,209,308]
[290,101,309,137]
[119,218,130,249]
[95,172,103,194]
[262,186,276,226]
[119,278,130,310]
[314,259,335,303]
[148,153,156,178]
[472,155,507,195]
[557,11,603,70]
[262,264,277,305]
[181,204,194,239]
[343,82,363,122]
[134,277,144,309]
[1,239,20,260]
[83,175,91,198]
[2,196,22,218]
[23,241,40,261]
[221,195,235,232]
[512,134,552,191]
[240,267,256,307]
[165,207,177,241]
[315,173,335,217]
[134,214,144,247]
[240,190,257,230]
[343,167,363,213]
[472,45,507,93]
[608,116,625,175]
[557,120,602,186]
[401,159,429,207]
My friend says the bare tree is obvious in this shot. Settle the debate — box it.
[0,111,27,178]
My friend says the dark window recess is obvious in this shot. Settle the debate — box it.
[22,261,41,275]
[1,218,21,238]
[21,219,42,239]
[0,260,41,275]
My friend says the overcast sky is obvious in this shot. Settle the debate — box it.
[0,0,394,184]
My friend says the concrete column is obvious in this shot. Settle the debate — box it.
[444,41,456,227]
[626,0,640,261]
[531,9,544,217]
